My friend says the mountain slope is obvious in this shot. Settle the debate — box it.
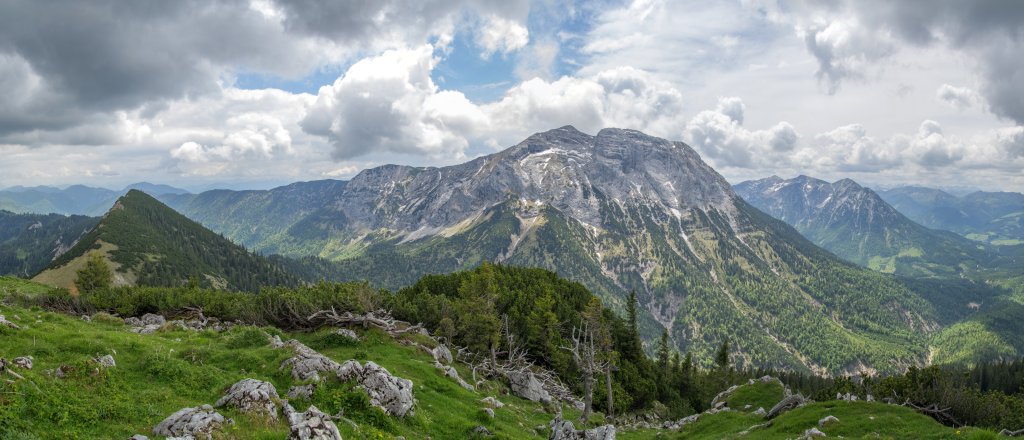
[32,190,298,291]
[0,183,190,216]
[880,186,1024,246]
[0,211,99,277]
[163,126,942,374]
[734,175,990,277]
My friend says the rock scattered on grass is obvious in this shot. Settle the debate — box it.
[277,339,416,417]
[472,425,493,436]
[0,314,20,329]
[818,415,839,427]
[432,344,453,364]
[799,427,827,438]
[284,403,342,440]
[153,404,231,440]
[481,396,505,408]
[215,378,280,420]
[288,384,317,400]
[334,328,359,341]
[128,434,149,440]
[482,407,495,418]
[549,415,616,440]
[12,356,32,369]
[93,354,116,368]
[507,371,552,404]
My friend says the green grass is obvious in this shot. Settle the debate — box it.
[724,380,785,411]
[0,278,575,439]
[0,276,52,296]
[620,401,1001,439]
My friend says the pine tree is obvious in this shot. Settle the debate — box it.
[657,329,671,372]
[75,252,112,294]
[715,338,731,371]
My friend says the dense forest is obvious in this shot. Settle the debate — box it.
[0,210,98,277]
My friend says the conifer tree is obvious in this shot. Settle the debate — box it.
[75,252,112,294]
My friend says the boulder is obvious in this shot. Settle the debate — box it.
[141,313,166,326]
[268,334,285,348]
[441,364,474,391]
[752,407,766,417]
[818,415,839,427]
[767,394,808,419]
[153,405,230,439]
[81,315,92,322]
[334,328,360,341]
[481,396,505,408]
[215,378,280,420]
[284,403,342,440]
[800,427,827,438]
[711,384,740,407]
[0,315,20,329]
[288,384,317,400]
[549,416,616,440]
[472,425,493,436]
[280,340,346,382]
[482,407,495,418]
[124,317,143,327]
[432,344,453,364]
[127,435,149,440]
[359,361,416,417]
[507,371,552,404]
[12,356,33,370]
[94,354,116,368]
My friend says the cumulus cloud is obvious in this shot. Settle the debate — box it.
[684,97,799,168]
[302,45,487,160]
[936,84,980,110]
[798,18,897,94]
[475,14,530,57]
[791,0,1024,123]
[301,48,688,159]
[0,0,530,142]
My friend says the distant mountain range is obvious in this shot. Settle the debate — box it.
[32,190,298,292]
[0,182,189,216]
[7,127,1022,371]
[878,187,1024,246]
[0,211,98,277]
[152,126,963,374]
[734,175,992,277]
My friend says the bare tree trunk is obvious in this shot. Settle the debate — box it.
[605,364,613,417]
[582,373,594,422]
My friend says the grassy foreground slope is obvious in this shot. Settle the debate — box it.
[0,278,1003,440]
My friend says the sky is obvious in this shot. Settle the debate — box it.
[1,0,1022,192]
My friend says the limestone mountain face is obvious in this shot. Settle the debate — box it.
[168,127,940,374]
[735,175,990,276]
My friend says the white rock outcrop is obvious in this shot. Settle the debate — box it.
[153,405,230,440]
[549,416,616,440]
[507,371,552,404]
[215,378,280,420]
[284,403,342,440]
[12,356,33,369]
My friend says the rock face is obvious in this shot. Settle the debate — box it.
[508,371,552,404]
[549,416,616,440]
[284,403,342,440]
[215,378,280,420]
[153,405,230,439]
[278,339,415,416]
[432,344,453,365]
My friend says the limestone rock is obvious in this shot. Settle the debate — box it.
[432,344,453,364]
[153,404,230,440]
[284,403,342,440]
[441,364,473,391]
[288,384,317,400]
[507,371,552,404]
[549,416,616,440]
[281,340,346,382]
[0,315,20,329]
[752,407,766,417]
[12,356,33,369]
[481,396,505,408]
[268,334,285,348]
[141,313,166,326]
[94,354,116,368]
[215,378,280,420]
[334,328,359,341]
[767,394,808,419]
[359,361,415,417]
[81,315,92,322]
[800,427,827,438]
[482,407,495,418]
[818,415,839,427]
[472,426,493,436]
[128,435,149,440]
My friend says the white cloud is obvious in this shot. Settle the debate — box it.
[684,97,799,168]
[476,14,530,57]
[797,18,897,94]
[936,84,980,110]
